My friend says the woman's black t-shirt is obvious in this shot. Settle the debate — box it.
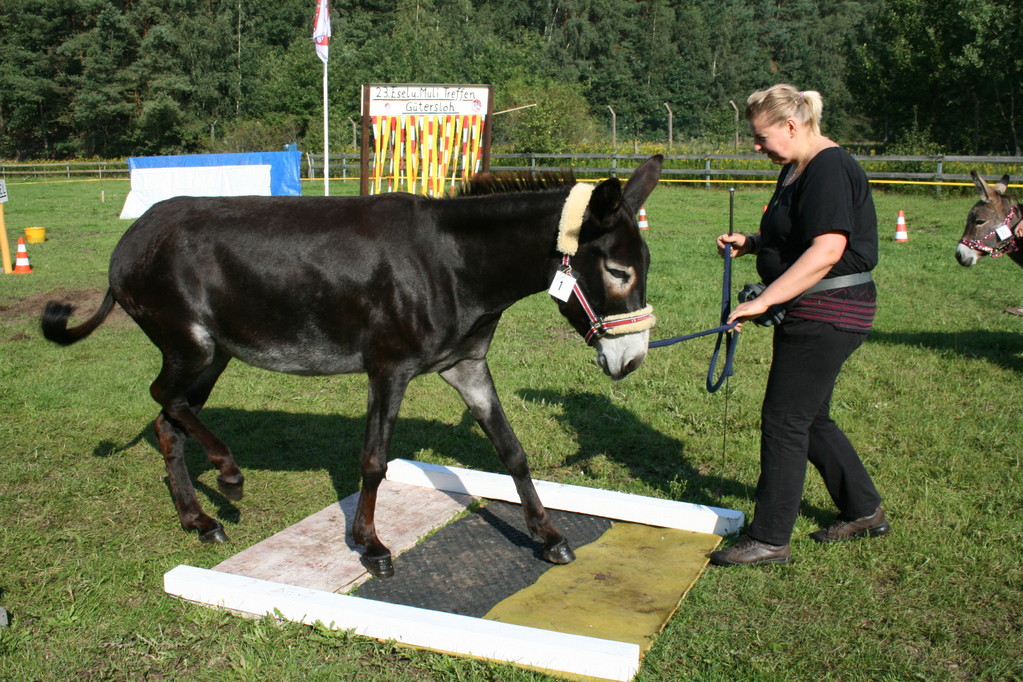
[757,146,878,332]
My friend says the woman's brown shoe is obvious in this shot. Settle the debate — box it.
[710,535,792,566]
[810,507,890,543]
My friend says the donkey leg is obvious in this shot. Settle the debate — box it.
[150,349,237,542]
[184,352,243,500]
[352,371,412,578]
[440,358,574,565]
[154,412,227,542]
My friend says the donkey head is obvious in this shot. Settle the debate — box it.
[554,155,662,379]
[956,171,1020,266]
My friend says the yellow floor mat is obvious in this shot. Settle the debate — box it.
[484,521,721,652]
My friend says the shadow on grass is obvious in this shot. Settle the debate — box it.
[517,388,748,507]
[870,328,1023,373]
[89,392,834,537]
[516,389,841,528]
[93,408,494,516]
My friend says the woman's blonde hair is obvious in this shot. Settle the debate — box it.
[745,84,823,135]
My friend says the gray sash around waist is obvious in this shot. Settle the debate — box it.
[804,271,873,295]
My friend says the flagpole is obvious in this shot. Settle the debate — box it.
[323,59,329,197]
[313,0,331,196]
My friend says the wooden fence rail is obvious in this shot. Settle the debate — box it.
[3,154,1022,195]
[0,161,128,179]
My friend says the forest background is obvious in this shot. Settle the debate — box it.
[1,0,1021,161]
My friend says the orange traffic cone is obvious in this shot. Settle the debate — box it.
[12,237,32,274]
[638,206,649,230]
[894,210,908,242]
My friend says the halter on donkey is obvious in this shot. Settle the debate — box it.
[41,156,663,579]
[956,171,1023,266]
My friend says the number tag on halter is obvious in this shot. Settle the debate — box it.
[996,225,1013,242]
[548,270,576,302]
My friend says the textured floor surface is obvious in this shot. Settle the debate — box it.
[355,500,613,617]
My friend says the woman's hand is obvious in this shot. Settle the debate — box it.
[727,298,770,329]
[716,233,754,257]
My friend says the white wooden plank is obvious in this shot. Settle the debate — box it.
[165,565,640,681]
[385,458,744,535]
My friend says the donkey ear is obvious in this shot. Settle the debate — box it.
[622,155,664,215]
[972,170,997,201]
[587,176,624,225]
[971,170,991,200]
[992,174,1010,196]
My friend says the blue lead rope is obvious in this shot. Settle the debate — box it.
[705,242,740,393]
[648,241,740,394]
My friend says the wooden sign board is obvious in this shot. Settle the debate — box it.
[359,84,494,197]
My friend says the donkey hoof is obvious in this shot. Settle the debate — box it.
[217,478,244,501]
[544,538,575,565]
[360,553,395,579]
[199,525,229,543]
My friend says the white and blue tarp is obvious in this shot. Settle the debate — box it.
[119,151,302,219]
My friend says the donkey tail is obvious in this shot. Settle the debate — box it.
[41,289,117,346]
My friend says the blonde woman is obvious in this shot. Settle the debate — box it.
[711,84,887,566]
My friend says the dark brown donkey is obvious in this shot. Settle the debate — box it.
[956,171,1023,314]
[42,155,663,578]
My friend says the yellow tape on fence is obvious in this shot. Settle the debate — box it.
[653,178,989,187]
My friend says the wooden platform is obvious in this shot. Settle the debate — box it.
[166,459,744,681]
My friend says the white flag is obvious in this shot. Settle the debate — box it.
[313,0,331,64]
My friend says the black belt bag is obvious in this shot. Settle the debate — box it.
[738,272,874,327]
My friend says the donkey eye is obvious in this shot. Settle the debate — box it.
[606,266,630,281]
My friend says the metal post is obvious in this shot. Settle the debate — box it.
[664,102,673,152]
[728,100,739,152]
[607,106,617,150]
[607,106,617,178]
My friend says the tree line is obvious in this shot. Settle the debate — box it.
[1,0,1020,161]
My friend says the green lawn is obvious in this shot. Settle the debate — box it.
[0,175,1020,680]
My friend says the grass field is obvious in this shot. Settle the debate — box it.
[0,174,1021,680]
